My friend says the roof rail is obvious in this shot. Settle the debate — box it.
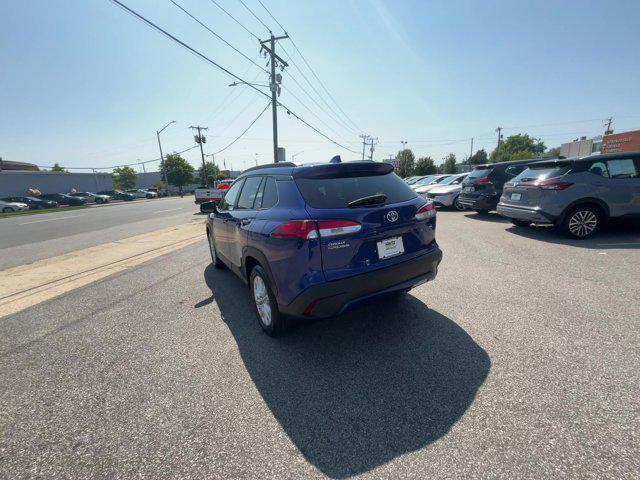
[240,162,296,174]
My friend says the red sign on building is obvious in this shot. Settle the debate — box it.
[601,129,640,154]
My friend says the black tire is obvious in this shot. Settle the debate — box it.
[2,207,13,213]
[96,198,103,204]
[510,219,531,227]
[250,265,285,336]
[453,196,466,211]
[207,230,225,268]
[560,205,601,239]
[474,209,491,214]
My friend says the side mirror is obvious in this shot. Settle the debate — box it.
[200,201,218,214]
[453,181,459,184]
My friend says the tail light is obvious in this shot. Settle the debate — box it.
[316,220,361,237]
[536,179,573,190]
[474,177,491,184]
[271,220,318,239]
[271,220,361,239]
[415,202,436,220]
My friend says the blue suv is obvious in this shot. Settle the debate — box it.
[205,159,443,335]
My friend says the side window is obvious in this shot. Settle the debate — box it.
[236,176,263,210]
[606,159,638,179]
[253,177,267,208]
[261,177,278,209]
[505,165,525,178]
[588,161,610,178]
[219,179,244,211]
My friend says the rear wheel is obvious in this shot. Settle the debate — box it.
[207,230,224,268]
[2,207,13,213]
[453,196,466,211]
[510,219,531,227]
[561,206,601,239]
[250,266,285,336]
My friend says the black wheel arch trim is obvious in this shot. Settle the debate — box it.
[242,246,278,297]
[559,198,609,224]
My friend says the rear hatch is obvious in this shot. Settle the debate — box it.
[294,162,436,282]
[460,166,496,198]
[502,162,573,207]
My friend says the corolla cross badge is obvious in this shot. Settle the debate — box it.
[386,210,399,222]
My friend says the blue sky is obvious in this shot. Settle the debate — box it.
[1,0,639,172]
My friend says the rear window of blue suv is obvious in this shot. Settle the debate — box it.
[295,172,417,208]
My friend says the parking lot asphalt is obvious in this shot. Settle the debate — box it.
[0,210,638,478]
[0,196,200,269]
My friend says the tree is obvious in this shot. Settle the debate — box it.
[51,163,66,172]
[197,161,220,187]
[441,153,457,174]
[112,166,137,190]
[160,153,194,193]
[414,156,437,176]
[490,134,546,163]
[467,148,488,165]
[544,146,561,158]
[396,149,415,177]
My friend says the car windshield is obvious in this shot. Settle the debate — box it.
[514,164,571,182]
[439,175,464,185]
[414,176,436,186]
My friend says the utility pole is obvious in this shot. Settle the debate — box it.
[260,33,289,162]
[401,140,407,151]
[495,127,503,157]
[368,137,378,161]
[359,134,370,160]
[156,121,175,195]
[604,117,614,135]
[190,125,209,186]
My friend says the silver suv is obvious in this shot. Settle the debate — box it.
[497,152,640,239]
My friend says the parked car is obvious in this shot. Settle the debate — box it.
[40,193,87,206]
[497,152,640,239]
[69,192,111,204]
[205,159,443,335]
[410,174,449,192]
[424,173,470,210]
[458,160,531,213]
[1,196,58,210]
[404,176,420,184]
[414,173,469,196]
[0,199,29,213]
[97,190,135,201]
[125,189,158,199]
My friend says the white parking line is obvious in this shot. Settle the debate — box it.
[154,208,183,213]
[19,214,85,226]
[596,242,640,247]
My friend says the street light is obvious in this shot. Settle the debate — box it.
[401,140,408,150]
[291,150,304,161]
[156,120,176,195]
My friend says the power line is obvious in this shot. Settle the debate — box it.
[212,101,271,155]
[237,0,271,32]
[254,0,363,135]
[109,0,358,155]
[169,0,268,74]
[208,0,260,40]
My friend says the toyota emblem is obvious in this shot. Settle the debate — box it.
[386,210,399,222]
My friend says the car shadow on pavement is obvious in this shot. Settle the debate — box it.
[463,212,510,223]
[505,220,640,249]
[203,265,491,478]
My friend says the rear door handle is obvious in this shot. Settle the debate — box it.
[240,218,252,226]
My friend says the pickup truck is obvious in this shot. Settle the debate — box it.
[194,180,233,204]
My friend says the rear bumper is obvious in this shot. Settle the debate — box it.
[279,247,443,319]
[458,194,498,210]
[497,203,556,223]
[427,192,456,207]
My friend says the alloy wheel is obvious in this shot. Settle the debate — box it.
[253,276,272,327]
[454,197,465,211]
[568,210,598,237]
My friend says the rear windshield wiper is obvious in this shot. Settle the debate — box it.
[347,193,387,208]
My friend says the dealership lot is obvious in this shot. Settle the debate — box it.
[0,209,638,478]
